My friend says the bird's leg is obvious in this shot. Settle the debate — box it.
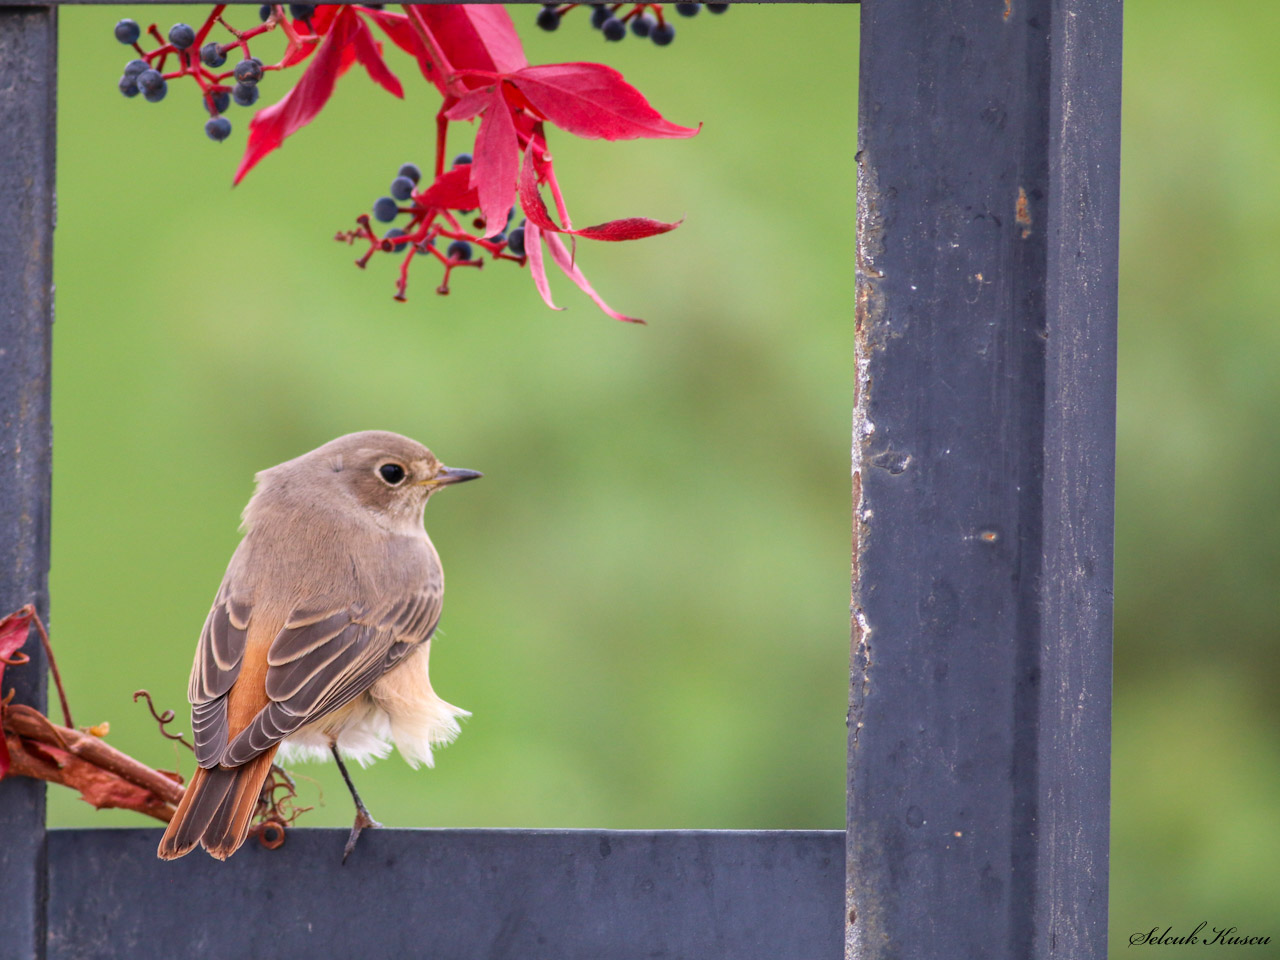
[330,743,382,862]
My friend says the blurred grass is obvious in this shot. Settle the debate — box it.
[41,2,1280,952]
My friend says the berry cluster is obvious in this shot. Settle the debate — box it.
[113,6,310,144]
[338,155,532,301]
[535,2,727,45]
[112,4,696,321]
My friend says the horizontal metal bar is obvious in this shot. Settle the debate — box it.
[48,828,843,960]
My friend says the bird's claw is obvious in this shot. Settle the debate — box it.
[341,806,382,863]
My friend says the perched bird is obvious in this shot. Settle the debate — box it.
[158,431,480,862]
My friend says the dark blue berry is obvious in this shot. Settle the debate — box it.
[118,75,140,98]
[491,232,506,246]
[289,4,316,20]
[232,83,260,107]
[536,7,560,31]
[206,90,231,114]
[124,59,148,78]
[205,116,232,142]
[602,16,625,40]
[201,42,226,68]
[373,197,399,223]
[398,162,421,184]
[169,24,196,50]
[114,19,141,45]
[259,5,273,21]
[384,228,410,251]
[631,13,654,36]
[234,58,264,86]
[707,2,729,11]
[447,240,473,261]
[675,3,701,15]
[390,176,416,202]
[652,22,676,45]
[506,227,526,257]
[590,5,612,28]
[452,153,473,167]
[144,80,168,104]
[136,69,164,93]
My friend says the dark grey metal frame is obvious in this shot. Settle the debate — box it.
[0,2,1121,958]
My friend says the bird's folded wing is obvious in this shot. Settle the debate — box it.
[189,583,252,767]
[189,584,441,769]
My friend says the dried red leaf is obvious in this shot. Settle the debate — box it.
[418,165,479,211]
[508,63,698,141]
[0,607,34,779]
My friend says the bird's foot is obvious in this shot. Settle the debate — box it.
[341,805,382,863]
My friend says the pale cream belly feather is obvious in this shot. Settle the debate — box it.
[277,641,468,769]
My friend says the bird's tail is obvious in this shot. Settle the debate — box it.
[157,746,279,861]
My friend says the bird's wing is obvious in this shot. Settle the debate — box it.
[188,582,252,768]
[216,585,443,766]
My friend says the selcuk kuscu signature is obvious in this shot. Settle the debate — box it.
[1130,923,1271,947]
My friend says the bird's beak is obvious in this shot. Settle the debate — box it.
[423,465,483,487]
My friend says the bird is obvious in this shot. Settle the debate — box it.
[157,431,480,862]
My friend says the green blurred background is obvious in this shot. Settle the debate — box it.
[41,3,1277,953]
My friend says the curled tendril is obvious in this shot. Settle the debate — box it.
[132,689,195,752]
[1,651,31,666]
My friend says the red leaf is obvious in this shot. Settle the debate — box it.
[364,8,438,87]
[544,231,643,324]
[418,165,479,211]
[234,7,363,184]
[524,220,561,312]
[0,606,34,779]
[508,63,698,141]
[349,18,403,98]
[519,141,681,243]
[469,87,520,239]
[517,142,559,233]
[411,4,527,77]
[572,217,683,242]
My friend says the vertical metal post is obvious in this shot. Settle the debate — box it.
[848,1,1120,957]
[0,6,57,960]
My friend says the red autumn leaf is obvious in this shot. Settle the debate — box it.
[349,16,404,99]
[417,165,479,211]
[572,217,684,242]
[508,63,698,141]
[363,8,438,87]
[0,606,35,779]
[462,87,519,239]
[544,231,643,324]
[524,220,560,313]
[518,140,681,243]
[410,4,527,77]
[234,7,402,185]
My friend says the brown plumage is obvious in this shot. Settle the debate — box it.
[158,431,480,861]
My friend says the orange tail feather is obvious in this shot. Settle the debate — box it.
[157,747,279,861]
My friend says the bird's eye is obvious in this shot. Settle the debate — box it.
[378,463,406,485]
